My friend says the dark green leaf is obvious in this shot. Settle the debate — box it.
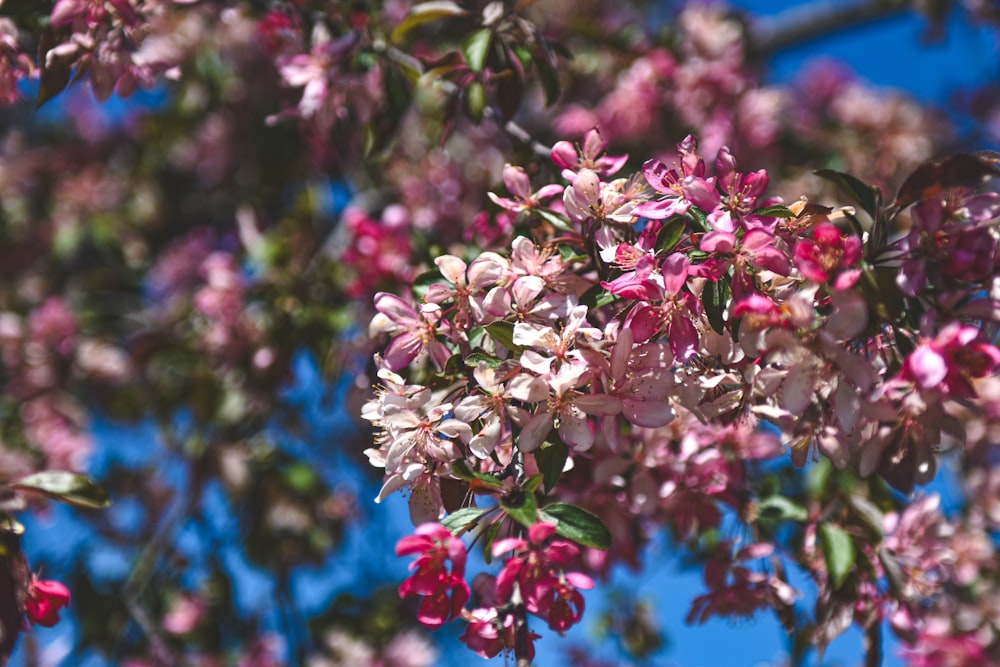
[703,278,728,335]
[687,206,709,232]
[464,352,503,369]
[579,284,617,310]
[37,54,72,108]
[451,460,505,491]
[814,169,880,220]
[534,440,568,492]
[391,1,468,42]
[818,522,854,590]
[462,29,492,73]
[532,44,561,106]
[12,471,111,509]
[757,495,808,522]
[523,474,543,494]
[500,488,538,528]
[482,518,502,564]
[484,321,525,353]
[655,217,687,254]
[845,494,884,539]
[752,205,795,218]
[539,502,611,550]
[441,507,487,535]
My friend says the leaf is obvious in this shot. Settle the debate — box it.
[752,205,795,218]
[655,217,687,254]
[813,168,880,220]
[450,460,505,491]
[484,321,525,353]
[533,440,568,492]
[579,284,618,310]
[535,208,571,231]
[845,494,884,539]
[500,488,538,528]
[391,1,468,42]
[532,42,561,107]
[464,352,502,369]
[462,29,492,73]
[703,278,728,335]
[757,495,808,522]
[818,522,854,590]
[12,471,111,509]
[441,507,487,535]
[539,503,611,550]
[37,52,73,108]
[682,208,707,234]
[464,80,486,124]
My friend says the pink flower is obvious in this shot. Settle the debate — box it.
[901,323,1000,398]
[793,223,862,289]
[370,293,450,371]
[396,523,470,629]
[24,577,71,627]
[459,608,517,659]
[491,522,592,633]
[550,128,628,181]
[487,164,564,214]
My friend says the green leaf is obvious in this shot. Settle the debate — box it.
[451,460,505,491]
[462,29,492,73]
[845,494,884,539]
[441,507,487,535]
[539,503,611,550]
[813,168,880,220]
[532,44,561,106]
[12,471,111,509]
[535,209,571,231]
[757,495,808,522]
[752,205,795,218]
[655,217,687,254]
[482,518,502,564]
[687,206,709,232]
[464,80,486,124]
[37,54,73,108]
[534,440,568,492]
[523,474,543,494]
[464,352,503,369]
[703,278,728,335]
[484,321,525,353]
[500,489,538,528]
[818,522,854,590]
[391,1,468,42]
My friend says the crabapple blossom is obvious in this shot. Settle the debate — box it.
[396,524,470,629]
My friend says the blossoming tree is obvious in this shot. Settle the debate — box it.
[0,0,997,665]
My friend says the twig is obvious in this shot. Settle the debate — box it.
[747,0,914,55]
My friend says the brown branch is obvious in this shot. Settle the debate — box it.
[864,621,882,667]
[747,0,915,56]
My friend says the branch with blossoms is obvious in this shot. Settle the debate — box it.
[366,128,1000,662]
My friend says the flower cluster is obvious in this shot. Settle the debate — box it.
[371,130,1000,660]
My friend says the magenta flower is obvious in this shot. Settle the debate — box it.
[492,522,593,633]
[793,223,862,289]
[900,323,1000,398]
[396,523,470,629]
[634,135,706,219]
[24,577,71,628]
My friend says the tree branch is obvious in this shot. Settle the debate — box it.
[747,0,915,56]
[864,621,882,667]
